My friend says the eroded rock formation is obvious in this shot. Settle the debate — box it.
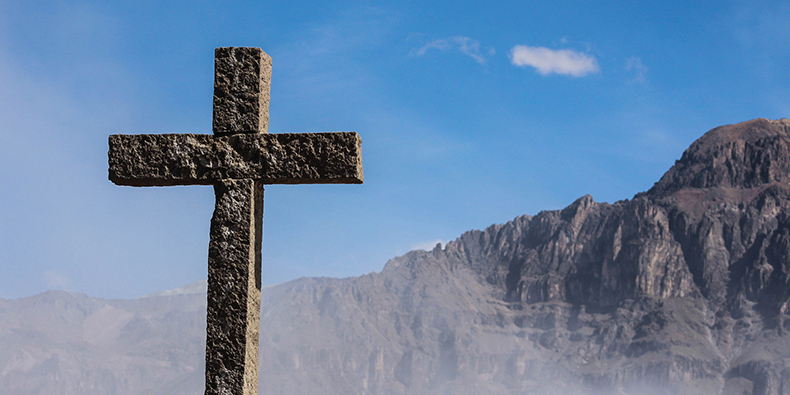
[259,118,790,394]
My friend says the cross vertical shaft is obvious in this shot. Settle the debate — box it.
[205,179,263,395]
[206,47,270,395]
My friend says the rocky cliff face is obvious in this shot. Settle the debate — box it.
[258,118,790,394]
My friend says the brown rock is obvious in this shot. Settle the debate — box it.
[649,118,790,195]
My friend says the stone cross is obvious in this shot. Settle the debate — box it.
[108,47,363,395]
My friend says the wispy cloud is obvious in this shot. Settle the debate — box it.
[510,45,599,77]
[728,0,790,53]
[625,56,648,83]
[412,36,494,64]
[723,1,790,115]
[44,271,71,291]
[411,239,445,251]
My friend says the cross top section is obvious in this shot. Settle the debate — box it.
[213,47,272,135]
[109,47,362,187]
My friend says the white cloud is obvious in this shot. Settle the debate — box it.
[413,36,494,64]
[625,56,648,83]
[510,45,599,77]
[411,239,445,251]
[44,271,71,291]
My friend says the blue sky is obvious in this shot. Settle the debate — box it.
[1,0,788,299]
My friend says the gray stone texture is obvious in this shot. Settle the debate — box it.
[204,179,262,395]
[213,47,272,135]
[108,132,363,186]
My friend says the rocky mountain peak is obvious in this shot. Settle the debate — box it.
[648,118,790,196]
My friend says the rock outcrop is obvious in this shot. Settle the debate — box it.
[258,118,790,394]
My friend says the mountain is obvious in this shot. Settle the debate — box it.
[3,118,790,394]
[257,118,790,395]
[0,284,207,395]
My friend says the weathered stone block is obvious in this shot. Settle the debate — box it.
[204,179,262,395]
[213,47,272,135]
[108,132,363,186]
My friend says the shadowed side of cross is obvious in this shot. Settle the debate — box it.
[108,47,363,395]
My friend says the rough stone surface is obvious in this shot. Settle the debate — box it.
[108,132,363,186]
[213,47,272,135]
[204,179,262,395]
[649,118,790,195]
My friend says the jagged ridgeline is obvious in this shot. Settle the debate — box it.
[259,119,790,395]
[2,119,790,395]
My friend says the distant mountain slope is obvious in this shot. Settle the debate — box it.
[0,284,207,395]
[3,119,790,394]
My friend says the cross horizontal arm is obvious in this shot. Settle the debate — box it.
[109,132,363,186]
